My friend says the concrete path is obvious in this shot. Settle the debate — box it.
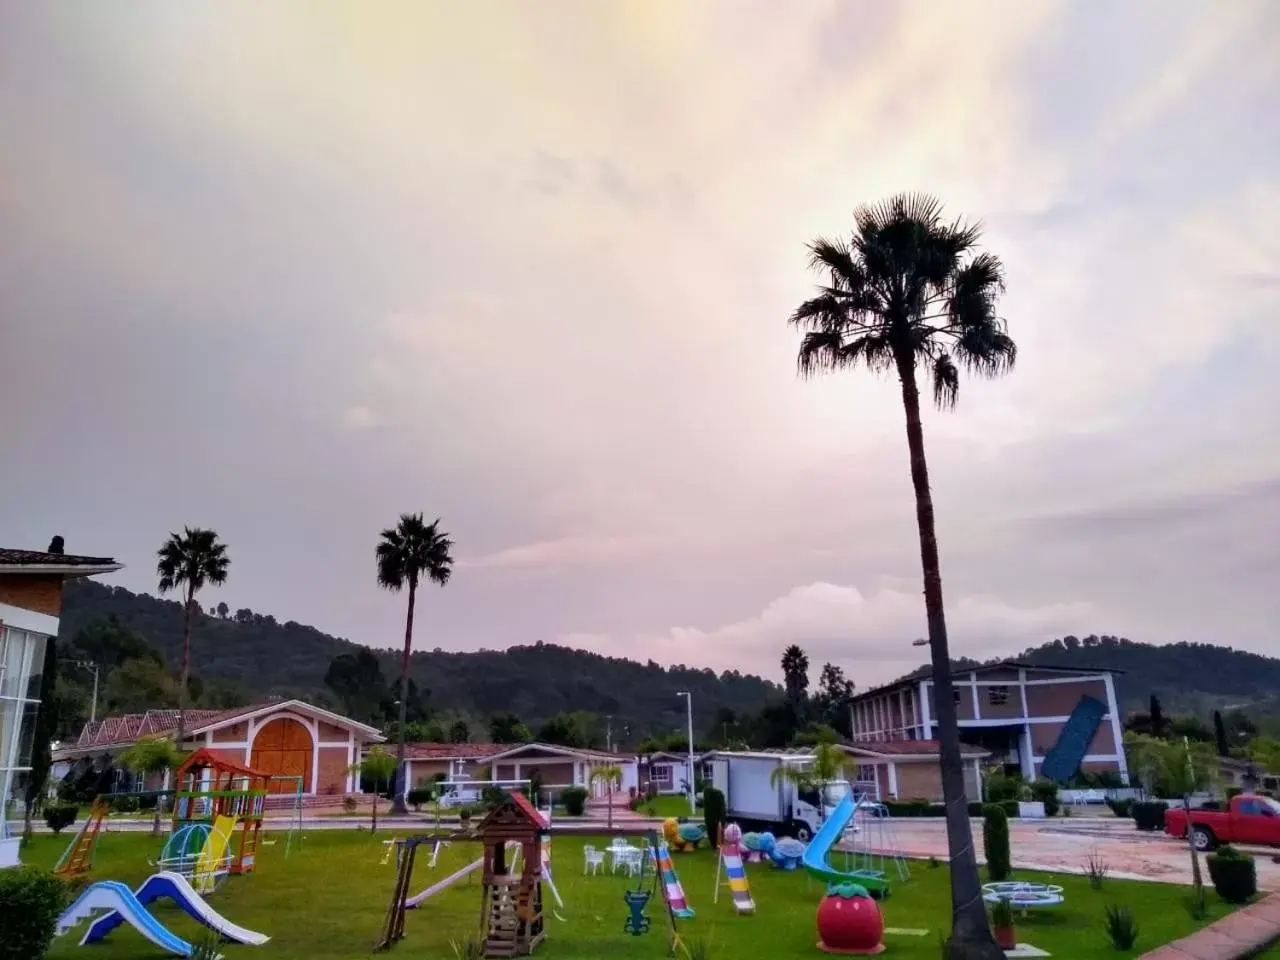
[1139,893,1280,959]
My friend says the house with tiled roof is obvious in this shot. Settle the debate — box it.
[398,741,638,803]
[56,699,384,797]
[2,540,122,868]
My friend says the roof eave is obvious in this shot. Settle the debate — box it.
[0,562,123,578]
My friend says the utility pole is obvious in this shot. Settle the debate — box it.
[62,659,100,723]
[677,691,694,815]
[606,715,614,753]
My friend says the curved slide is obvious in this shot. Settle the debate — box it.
[83,871,269,947]
[58,881,195,957]
[801,793,890,895]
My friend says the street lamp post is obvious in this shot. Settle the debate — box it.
[61,659,100,723]
[677,691,694,815]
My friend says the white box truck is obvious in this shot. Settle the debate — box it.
[706,751,850,841]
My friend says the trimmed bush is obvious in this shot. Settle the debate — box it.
[702,787,726,848]
[109,795,139,814]
[406,787,433,811]
[1103,904,1139,950]
[983,804,1011,882]
[1105,797,1133,819]
[1207,845,1257,904]
[560,786,589,817]
[44,803,78,834]
[0,867,69,960]
[1031,780,1060,816]
[1132,801,1169,832]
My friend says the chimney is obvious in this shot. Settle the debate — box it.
[47,535,65,555]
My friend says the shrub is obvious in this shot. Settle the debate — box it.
[481,786,505,810]
[989,897,1014,929]
[110,795,139,814]
[191,930,224,960]
[44,803,78,834]
[1207,845,1257,904]
[406,787,433,811]
[0,867,70,960]
[1225,786,1243,800]
[985,772,1024,804]
[137,794,158,811]
[449,933,484,960]
[1106,797,1133,819]
[561,786,589,817]
[1183,889,1208,921]
[702,787,726,848]
[1031,780,1060,816]
[527,769,544,804]
[1132,801,1168,831]
[982,804,1011,882]
[342,795,358,814]
[1085,848,1109,889]
[1103,904,1139,950]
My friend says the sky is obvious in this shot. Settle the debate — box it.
[2,1,1278,691]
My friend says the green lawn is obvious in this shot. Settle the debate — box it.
[21,829,1243,959]
[636,795,698,819]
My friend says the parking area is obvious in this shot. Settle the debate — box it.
[859,816,1280,888]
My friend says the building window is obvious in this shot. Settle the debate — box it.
[988,686,1010,706]
[1,626,49,843]
[952,689,962,705]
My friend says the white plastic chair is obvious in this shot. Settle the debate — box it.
[583,845,605,875]
[617,848,644,877]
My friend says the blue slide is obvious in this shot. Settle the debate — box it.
[800,793,890,895]
[1041,695,1106,783]
[57,881,195,956]
[83,871,269,947]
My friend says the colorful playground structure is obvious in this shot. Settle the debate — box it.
[377,792,693,957]
[802,792,909,897]
[713,823,756,914]
[171,748,269,878]
[55,870,269,956]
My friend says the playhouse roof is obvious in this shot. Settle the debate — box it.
[174,747,268,782]
[479,790,548,834]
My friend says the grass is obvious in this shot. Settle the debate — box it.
[638,795,699,819]
[23,829,1244,959]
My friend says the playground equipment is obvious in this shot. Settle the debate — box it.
[982,881,1065,916]
[816,883,885,956]
[172,748,269,877]
[53,797,110,878]
[741,831,766,863]
[764,834,807,870]
[801,793,906,897]
[82,870,270,947]
[713,823,755,914]
[662,817,706,852]
[56,871,270,956]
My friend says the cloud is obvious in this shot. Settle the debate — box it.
[340,406,380,430]
[560,582,1098,687]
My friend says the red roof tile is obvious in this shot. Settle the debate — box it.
[402,742,506,761]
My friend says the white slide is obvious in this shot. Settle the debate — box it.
[151,871,271,946]
[405,857,484,909]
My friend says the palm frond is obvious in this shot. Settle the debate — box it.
[932,353,960,410]
[806,239,865,292]
[156,527,229,594]
[377,513,454,590]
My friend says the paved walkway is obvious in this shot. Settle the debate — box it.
[1139,893,1280,959]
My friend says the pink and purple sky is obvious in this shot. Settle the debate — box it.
[2,2,1277,686]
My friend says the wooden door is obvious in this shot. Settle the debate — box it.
[251,717,313,793]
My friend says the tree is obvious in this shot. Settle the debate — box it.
[781,645,810,709]
[1213,710,1229,758]
[589,763,624,831]
[814,663,856,737]
[376,513,454,814]
[156,527,230,750]
[103,657,181,713]
[490,713,533,744]
[215,601,229,620]
[1125,733,1217,899]
[1149,695,1166,738]
[448,718,470,743]
[118,735,185,835]
[789,193,1015,959]
[23,637,58,838]
[350,745,398,833]
[324,649,388,725]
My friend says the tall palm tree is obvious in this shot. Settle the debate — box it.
[157,527,230,751]
[789,193,1015,959]
[589,763,624,831]
[377,513,454,814]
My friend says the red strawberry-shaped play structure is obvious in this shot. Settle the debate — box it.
[816,883,884,955]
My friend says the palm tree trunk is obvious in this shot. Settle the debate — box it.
[175,587,195,751]
[607,783,614,831]
[1184,795,1204,892]
[897,360,1003,960]
[372,791,379,835]
[392,578,417,815]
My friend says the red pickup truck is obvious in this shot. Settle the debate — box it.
[1165,794,1280,850]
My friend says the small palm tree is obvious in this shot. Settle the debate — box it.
[789,193,1014,959]
[1125,733,1217,896]
[156,527,230,750]
[589,763,624,831]
[350,745,398,834]
[377,514,454,814]
[119,736,185,836]
[768,741,851,828]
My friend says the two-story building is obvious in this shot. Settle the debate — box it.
[848,660,1128,785]
[1,542,122,867]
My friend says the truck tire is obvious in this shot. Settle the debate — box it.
[794,823,813,843]
[1191,826,1217,852]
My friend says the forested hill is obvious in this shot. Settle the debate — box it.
[58,580,779,735]
[1012,635,1280,715]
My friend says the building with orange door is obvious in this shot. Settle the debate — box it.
[58,699,384,796]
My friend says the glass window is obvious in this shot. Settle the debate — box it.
[988,686,1009,706]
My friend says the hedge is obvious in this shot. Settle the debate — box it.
[1207,845,1257,904]
[44,803,78,835]
[983,804,1012,882]
[1132,801,1169,832]
[0,867,69,960]
[881,800,1019,819]
[560,786,588,817]
[702,787,726,849]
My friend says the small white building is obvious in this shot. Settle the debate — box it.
[397,741,638,803]
[641,751,710,796]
